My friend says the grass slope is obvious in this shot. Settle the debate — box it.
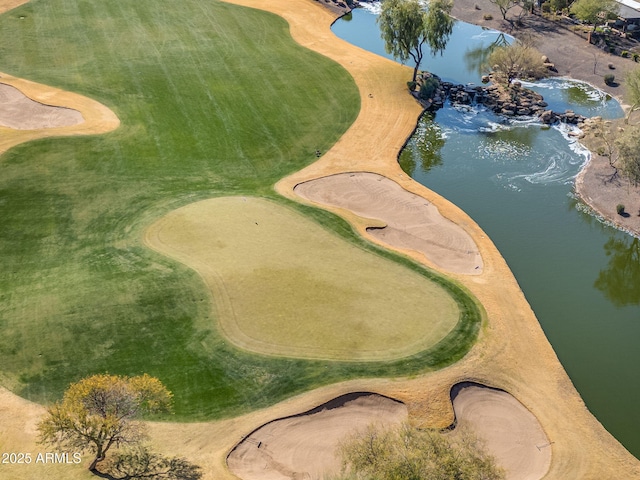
[0,0,481,420]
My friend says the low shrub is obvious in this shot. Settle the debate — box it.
[407,81,417,91]
[621,50,630,58]
[419,76,440,100]
[617,204,626,215]
[633,53,640,62]
[483,13,493,20]
[604,73,615,85]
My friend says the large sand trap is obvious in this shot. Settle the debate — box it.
[295,172,483,275]
[227,393,408,480]
[228,386,550,480]
[451,383,551,480]
[0,82,84,129]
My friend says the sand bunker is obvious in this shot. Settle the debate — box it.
[294,172,483,275]
[228,386,550,480]
[227,393,408,480]
[451,383,551,480]
[0,83,84,129]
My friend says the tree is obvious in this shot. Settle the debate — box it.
[378,0,454,83]
[591,120,621,184]
[334,423,505,480]
[570,0,619,32]
[624,67,640,124]
[549,0,568,13]
[616,125,640,186]
[594,236,640,307]
[38,374,173,472]
[486,42,548,84]
[489,0,519,21]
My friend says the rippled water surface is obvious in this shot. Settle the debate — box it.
[334,7,640,458]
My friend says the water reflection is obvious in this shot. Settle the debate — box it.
[399,112,444,174]
[595,236,640,307]
[463,33,511,77]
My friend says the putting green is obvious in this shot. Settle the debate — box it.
[146,196,460,361]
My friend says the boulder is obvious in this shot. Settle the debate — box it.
[539,110,557,124]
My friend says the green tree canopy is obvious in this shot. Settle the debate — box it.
[378,0,454,82]
[38,374,173,472]
[570,0,619,32]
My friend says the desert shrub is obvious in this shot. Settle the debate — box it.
[622,50,630,58]
[483,13,493,20]
[335,423,505,480]
[549,0,567,12]
[604,73,615,85]
[541,2,551,13]
[419,76,440,100]
[633,53,640,62]
[617,204,626,215]
[407,81,418,91]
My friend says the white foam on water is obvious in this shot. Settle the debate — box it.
[522,78,609,103]
[357,1,382,15]
[554,122,591,170]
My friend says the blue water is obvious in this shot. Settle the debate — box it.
[333,7,640,458]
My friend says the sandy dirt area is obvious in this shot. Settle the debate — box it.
[451,383,551,480]
[295,172,483,275]
[227,393,407,480]
[576,148,640,236]
[0,73,120,157]
[0,0,28,14]
[0,82,84,129]
[228,385,550,480]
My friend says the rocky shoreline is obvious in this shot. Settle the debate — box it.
[320,0,639,237]
[414,72,587,125]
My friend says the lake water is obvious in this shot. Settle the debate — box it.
[333,6,640,458]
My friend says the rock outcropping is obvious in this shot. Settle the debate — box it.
[414,73,586,125]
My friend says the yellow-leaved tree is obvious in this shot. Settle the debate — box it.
[38,374,173,472]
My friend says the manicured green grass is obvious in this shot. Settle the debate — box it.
[147,196,460,361]
[0,0,482,420]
